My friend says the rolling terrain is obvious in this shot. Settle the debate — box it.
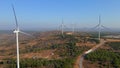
[0,31,119,68]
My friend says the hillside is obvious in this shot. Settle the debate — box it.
[0,31,99,68]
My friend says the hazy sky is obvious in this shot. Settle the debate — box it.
[0,0,120,30]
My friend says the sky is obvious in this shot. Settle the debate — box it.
[0,0,120,30]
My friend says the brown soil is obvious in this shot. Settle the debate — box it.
[20,49,60,59]
[106,39,120,42]
[73,55,81,68]
[76,42,96,47]
[83,60,99,68]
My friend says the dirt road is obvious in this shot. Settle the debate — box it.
[74,39,106,68]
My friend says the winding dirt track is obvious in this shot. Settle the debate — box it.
[74,39,106,68]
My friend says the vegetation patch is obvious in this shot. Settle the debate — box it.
[85,49,120,68]
[107,42,120,50]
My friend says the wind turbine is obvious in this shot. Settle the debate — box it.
[93,15,111,40]
[12,4,33,68]
[98,15,101,40]
[94,15,103,40]
[60,19,66,37]
[61,19,64,36]
[71,23,76,34]
[92,15,102,40]
[12,4,20,68]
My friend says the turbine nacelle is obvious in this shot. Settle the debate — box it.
[13,29,20,33]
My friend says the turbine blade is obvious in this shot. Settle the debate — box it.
[99,15,101,25]
[91,24,99,29]
[19,31,34,37]
[64,25,70,30]
[64,25,67,28]
[58,25,61,31]
[90,15,101,30]
[101,25,113,32]
[12,4,19,29]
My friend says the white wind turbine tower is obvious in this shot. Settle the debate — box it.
[12,4,33,68]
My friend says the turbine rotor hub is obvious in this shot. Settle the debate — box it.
[13,29,20,33]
